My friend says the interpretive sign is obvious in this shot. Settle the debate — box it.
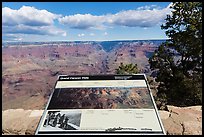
[35,74,166,135]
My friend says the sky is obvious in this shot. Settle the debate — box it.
[2,2,172,42]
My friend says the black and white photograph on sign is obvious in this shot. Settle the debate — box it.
[40,110,82,131]
[47,87,154,109]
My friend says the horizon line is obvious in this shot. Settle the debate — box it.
[3,38,168,43]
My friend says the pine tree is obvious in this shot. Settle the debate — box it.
[149,2,202,108]
[116,63,139,74]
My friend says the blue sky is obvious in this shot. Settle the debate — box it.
[2,2,172,42]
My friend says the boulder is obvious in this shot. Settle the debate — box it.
[2,109,43,135]
[159,105,202,135]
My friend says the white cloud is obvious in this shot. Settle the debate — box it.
[3,24,66,37]
[14,37,23,41]
[2,3,173,41]
[2,6,61,26]
[109,4,172,28]
[90,33,95,36]
[2,34,23,42]
[78,33,85,37]
[2,6,66,41]
[59,14,106,29]
[103,32,108,36]
[62,32,67,37]
[58,3,172,29]
[137,4,161,10]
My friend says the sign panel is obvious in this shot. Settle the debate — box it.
[35,74,166,135]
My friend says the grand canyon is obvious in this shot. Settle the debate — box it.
[48,87,154,109]
[2,40,164,110]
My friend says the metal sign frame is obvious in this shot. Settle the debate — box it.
[35,74,166,135]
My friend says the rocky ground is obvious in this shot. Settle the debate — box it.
[2,105,202,135]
